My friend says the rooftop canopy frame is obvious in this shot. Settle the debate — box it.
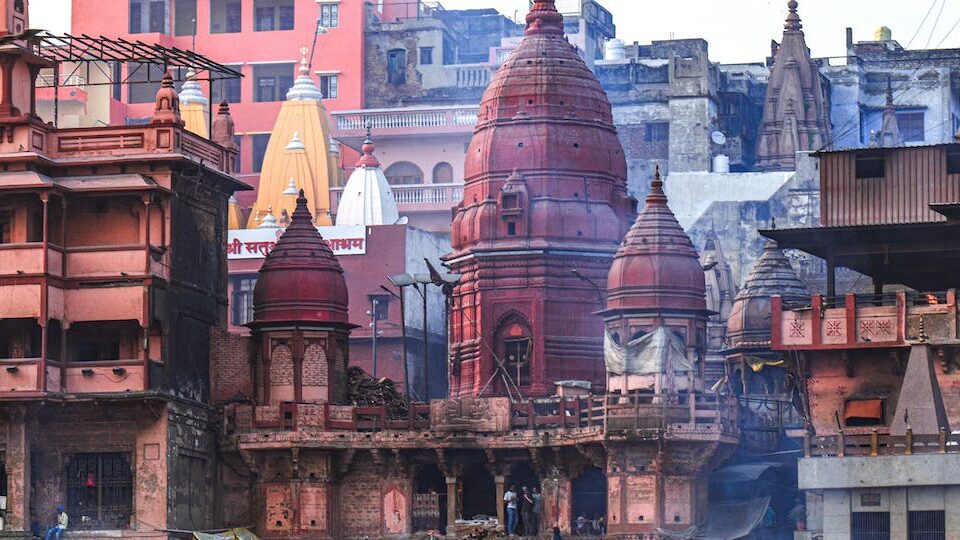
[23,32,243,128]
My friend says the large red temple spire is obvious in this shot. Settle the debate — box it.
[251,191,350,327]
[447,0,633,397]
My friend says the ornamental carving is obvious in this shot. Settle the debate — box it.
[430,397,510,432]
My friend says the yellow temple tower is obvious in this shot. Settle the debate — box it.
[246,48,338,227]
[178,68,209,138]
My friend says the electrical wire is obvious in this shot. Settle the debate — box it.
[907,0,941,49]
[925,0,947,49]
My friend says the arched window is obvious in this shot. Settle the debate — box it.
[432,162,453,183]
[496,316,532,387]
[384,161,424,185]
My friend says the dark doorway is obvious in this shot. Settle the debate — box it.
[414,464,447,533]
[572,466,607,531]
[509,463,541,536]
[460,462,496,520]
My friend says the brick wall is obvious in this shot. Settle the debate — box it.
[340,456,383,538]
[210,328,254,403]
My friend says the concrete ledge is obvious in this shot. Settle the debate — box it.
[799,453,960,489]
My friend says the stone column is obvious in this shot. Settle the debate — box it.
[5,405,31,532]
[445,477,457,535]
[495,475,505,530]
[540,469,572,535]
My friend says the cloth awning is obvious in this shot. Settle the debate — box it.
[844,399,883,424]
[604,326,693,375]
[193,528,259,540]
[710,462,784,484]
[693,497,770,540]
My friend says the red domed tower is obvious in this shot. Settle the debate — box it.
[602,168,710,370]
[447,0,634,397]
[250,190,354,404]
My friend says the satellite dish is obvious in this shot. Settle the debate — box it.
[711,131,727,145]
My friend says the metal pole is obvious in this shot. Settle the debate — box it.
[372,298,379,378]
[422,284,429,401]
[399,286,410,398]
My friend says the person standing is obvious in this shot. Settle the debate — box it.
[520,486,535,535]
[504,484,519,535]
[531,486,542,535]
[44,506,67,540]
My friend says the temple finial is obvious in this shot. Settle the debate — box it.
[785,0,802,31]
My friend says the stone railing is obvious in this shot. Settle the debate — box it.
[330,183,463,213]
[332,106,479,136]
[772,290,959,350]
[804,428,960,458]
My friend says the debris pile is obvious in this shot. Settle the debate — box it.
[346,366,409,419]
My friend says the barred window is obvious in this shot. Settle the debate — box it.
[66,453,133,529]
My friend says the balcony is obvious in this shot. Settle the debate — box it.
[330,182,463,217]
[331,105,479,144]
[48,124,237,175]
[227,393,738,444]
[64,245,164,279]
[0,244,63,276]
[771,291,959,350]
[62,360,146,394]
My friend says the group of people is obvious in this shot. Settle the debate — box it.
[503,484,542,536]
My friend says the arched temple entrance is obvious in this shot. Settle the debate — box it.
[572,466,607,533]
[460,462,496,520]
[413,464,447,533]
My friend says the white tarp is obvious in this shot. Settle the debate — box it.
[604,326,693,375]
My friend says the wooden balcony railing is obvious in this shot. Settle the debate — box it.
[230,393,739,436]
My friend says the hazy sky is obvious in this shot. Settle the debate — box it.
[33,0,960,64]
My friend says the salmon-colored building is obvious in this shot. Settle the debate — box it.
[765,142,960,539]
[0,1,246,536]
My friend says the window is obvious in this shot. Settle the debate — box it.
[66,453,133,529]
[368,295,390,321]
[174,0,196,35]
[0,210,10,244]
[506,222,516,236]
[126,62,167,104]
[852,512,890,540]
[254,63,294,102]
[947,148,960,175]
[231,276,256,325]
[211,68,242,103]
[420,47,434,65]
[855,151,886,179]
[844,399,884,427]
[644,122,669,142]
[129,0,168,33]
[387,48,407,85]
[251,134,271,173]
[233,135,242,173]
[504,337,530,386]
[909,510,944,540]
[432,162,453,183]
[384,161,423,185]
[27,208,42,243]
[320,3,339,28]
[897,111,925,143]
[210,0,241,33]
[319,74,338,99]
[254,0,294,31]
[111,62,122,101]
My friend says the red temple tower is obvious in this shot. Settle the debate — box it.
[250,190,354,407]
[446,0,633,397]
